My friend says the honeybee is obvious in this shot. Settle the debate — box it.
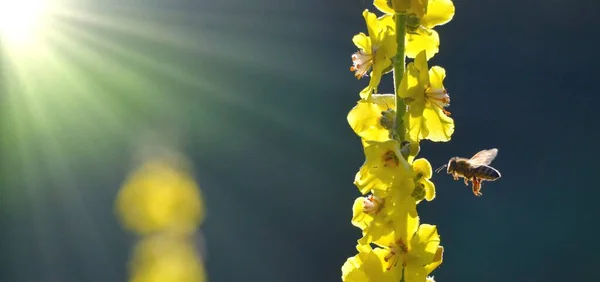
[435,148,501,197]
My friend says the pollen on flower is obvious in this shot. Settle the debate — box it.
[350,50,374,79]
[382,150,400,168]
[362,194,383,214]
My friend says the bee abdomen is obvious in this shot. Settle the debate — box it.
[474,165,501,180]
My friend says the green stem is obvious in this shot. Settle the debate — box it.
[394,13,407,144]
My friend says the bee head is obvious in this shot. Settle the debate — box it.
[446,157,458,174]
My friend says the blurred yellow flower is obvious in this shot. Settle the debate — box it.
[347,94,396,142]
[351,10,397,100]
[399,50,454,142]
[115,160,205,236]
[129,233,206,282]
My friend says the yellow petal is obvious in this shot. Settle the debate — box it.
[410,224,441,266]
[363,177,416,248]
[342,254,369,282]
[398,63,421,99]
[352,32,372,53]
[413,158,433,179]
[406,29,440,60]
[411,0,429,18]
[424,246,444,275]
[423,179,436,201]
[360,187,411,246]
[376,14,396,52]
[354,140,411,194]
[360,85,374,100]
[414,50,429,85]
[422,103,454,142]
[374,0,395,15]
[363,10,378,42]
[374,0,412,14]
[363,56,392,99]
[428,66,446,89]
[342,245,402,282]
[347,94,396,142]
[371,248,404,281]
[379,29,397,60]
[391,193,419,245]
[379,14,396,31]
[422,0,455,28]
[404,262,428,282]
[352,197,372,230]
[359,217,395,246]
[407,106,427,142]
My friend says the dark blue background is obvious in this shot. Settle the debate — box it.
[1,0,599,281]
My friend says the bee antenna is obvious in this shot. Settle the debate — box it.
[434,164,447,173]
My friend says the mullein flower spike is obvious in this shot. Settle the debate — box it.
[116,157,207,282]
[343,0,456,281]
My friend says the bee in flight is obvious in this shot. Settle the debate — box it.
[435,148,501,197]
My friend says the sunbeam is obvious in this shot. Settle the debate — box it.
[11,49,119,279]
[50,14,350,150]
[1,2,355,281]
[0,0,49,46]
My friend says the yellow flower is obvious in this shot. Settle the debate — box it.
[399,50,454,142]
[374,0,429,18]
[128,233,206,282]
[115,160,205,235]
[374,0,455,60]
[354,140,412,194]
[351,177,416,245]
[347,94,396,142]
[411,158,436,202]
[342,244,402,282]
[379,223,444,282]
[350,10,397,100]
[406,0,455,60]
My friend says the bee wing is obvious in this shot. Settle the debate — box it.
[467,148,498,167]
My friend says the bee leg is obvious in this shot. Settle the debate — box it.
[463,178,469,186]
[453,172,459,181]
[472,178,482,197]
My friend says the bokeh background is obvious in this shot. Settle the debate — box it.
[1,0,599,281]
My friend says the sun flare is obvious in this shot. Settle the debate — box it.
[0,0,49,45]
